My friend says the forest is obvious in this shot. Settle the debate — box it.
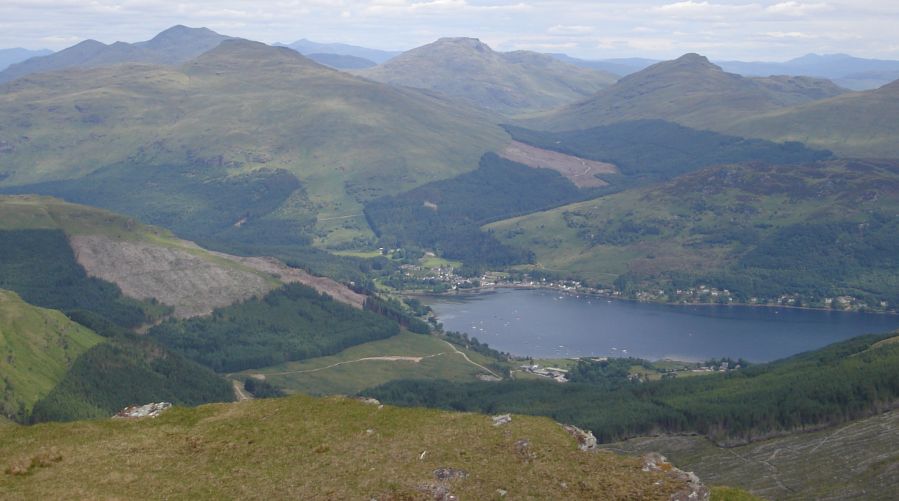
[150,283,400,372]
[0,229,157,327]
[30,313,233,423]
[365,333,899,444]
[504,120,831,182]
[365,153,585,266]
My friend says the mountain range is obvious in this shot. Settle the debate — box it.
[0,48,52,72]
[357,37,619,114]
[718,53,899,90]
[527,53,848,132]
[0,25,232,84]
[278,38,401,64]
[0,39,508,248]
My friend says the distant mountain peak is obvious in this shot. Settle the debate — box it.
[670,53,719,69]
[434,37,491,51]
[151,25,217,39]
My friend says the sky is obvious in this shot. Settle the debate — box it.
[1,0,898,61]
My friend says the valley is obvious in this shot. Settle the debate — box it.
[1,16,898,499]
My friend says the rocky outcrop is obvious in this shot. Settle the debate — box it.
[113,402,172,419]
[642,453,710,501]
[562,424,597,451]
[492,414,512,426]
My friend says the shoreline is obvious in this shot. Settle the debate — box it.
[405,284,899,317]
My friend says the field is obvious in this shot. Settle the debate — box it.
[0,395,698,500]
[605,409,899,500]
[238,332,501,395]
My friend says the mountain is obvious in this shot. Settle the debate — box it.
[718,53,899,90]
[281,38,401,63]
[306,52,377,69]
[528,53,847,132]
[549,54,658,76]
[0,393,720,499]
[0,25,232,83]
[725,79,899,158]
[487,158,899,308]
[0,289,103,421]
[0,40,509,249]
[0,48,52,72]
[357,37,619,114]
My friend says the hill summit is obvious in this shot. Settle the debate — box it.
[358,37,618,114]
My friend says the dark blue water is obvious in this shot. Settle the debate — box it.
[427,289,899,362]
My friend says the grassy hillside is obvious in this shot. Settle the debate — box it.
[726,79,899,158]
[0,395,696,500]
[0,40,509,248]
[0,290,103,421]
[527,53,846,132]
[367,333,899,445]
[240,331,503,396]
[488,159,899,308]
[607,408,899,500]
[358,37,617,115]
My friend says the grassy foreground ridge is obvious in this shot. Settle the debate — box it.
[1,395,694,500]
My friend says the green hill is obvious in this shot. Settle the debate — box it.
[725,79,899,158]
[0,290,103,421]
[528,53,846,132]
[0,40,509,248]
[487,159,899,308]
[358,37,618,115]
[0,394,706,500]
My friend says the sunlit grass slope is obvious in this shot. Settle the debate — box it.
[0,290,103,420]
[0,395,688,500]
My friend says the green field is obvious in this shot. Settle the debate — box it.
[240,332,502,395]
[0,290,104,421]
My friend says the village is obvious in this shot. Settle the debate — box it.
[379,251,886,313]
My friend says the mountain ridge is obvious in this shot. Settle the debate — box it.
[358,37,619,114]
[0,25,233,83]
[526,53,847,132]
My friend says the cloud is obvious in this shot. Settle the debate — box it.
[0,0,897,60]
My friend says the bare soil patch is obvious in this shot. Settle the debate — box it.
[71,235,273,318]
[209,253,366,309]
[499,141,617,188]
